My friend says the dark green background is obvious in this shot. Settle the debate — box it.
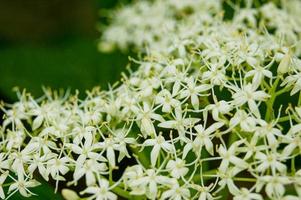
[0,0,130,102]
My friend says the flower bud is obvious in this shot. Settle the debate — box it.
[62,189,80,200]
[277,52,291,74]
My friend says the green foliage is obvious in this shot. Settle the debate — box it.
[0,38,127,101]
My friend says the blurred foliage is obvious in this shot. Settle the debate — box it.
[0,0,129,102]
[0,0,96,42]
[0,38,128,101]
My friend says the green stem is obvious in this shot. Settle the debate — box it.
[193,169,217,182]
[291,157,296,176]
[2,182,13,187]
[201,174,257,182]
[112,184,146,200]
[275,87,290,96]
[265,77,281,121]
[298,92,301,106]
[111,185,132,199]
[262,80,271,90]
[109,167,113,184]
[277,115,291,123]
[233,177,257,182]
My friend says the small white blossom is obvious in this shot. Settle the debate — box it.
[143,134,173,167]
[231,83,270,118]
[160,180,190,200]
[8,174,40,198]
[166,158,188,178]
[81,179,117,200]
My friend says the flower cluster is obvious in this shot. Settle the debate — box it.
[1,0,301,200]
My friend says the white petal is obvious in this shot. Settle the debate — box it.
[151,145,161,166]
[107,147,115,167]
[204,138,214,156]
[191,94,199,110]
[0,187,5,199]
[158,121,176,129]
[248,100,260,118]
[32,115,44,130]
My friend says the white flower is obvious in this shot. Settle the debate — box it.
[2,102,27,129]
[256,175,291,199]
[202,64,227,86]
[239,137,266,160]
[254,119,282,147]
[294,170,301,197]
[229,109,257,132]
[71,126,96,145]
[131,169,171,199]
[81,179,117,200]
[281,72,301,95]
[192,184,215,200]
[183,122,223,158]
[6,130,25,150]
[255,151,287,174]
[8,173,40,198]
[206,100,232,121]
[194,122,223,155]
[68,133,104,164]
[143,134,173,166]
[160,180,190,200]
[245,65,273,88]
[112,128,136,162]
[218,167,242,196]
[95,137,118,167]
[231,83,270,118]
[11,150,31,176]
[155,89,180,113]
[281,131,301,157]
[47,156,70,180]
[30,103,54,130]
[0,153,10,171]
[28,153,52,181]
[123,165,146,195]
[73,159,107,186]
[179,77,212,110]
[233,188,262,200]
[0,171,8,199]
[166,158,188,178]
[135,103,164,137]
[158,107,200,139]
[218,142,249,173]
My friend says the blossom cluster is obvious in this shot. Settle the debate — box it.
[1,0,301,200]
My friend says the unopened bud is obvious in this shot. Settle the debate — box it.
[62,189,80,200]
[277,51,291,74]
